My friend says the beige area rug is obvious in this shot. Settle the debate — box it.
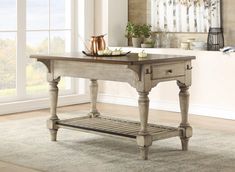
[0,112,235,172]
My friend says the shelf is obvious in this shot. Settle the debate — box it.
[56,116,181,141]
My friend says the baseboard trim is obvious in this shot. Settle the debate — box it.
[0,94,90,115]
[98,94,235,120]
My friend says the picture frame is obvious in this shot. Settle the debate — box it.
[149,0,222,33]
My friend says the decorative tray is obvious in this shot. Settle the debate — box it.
[82,51,131,57]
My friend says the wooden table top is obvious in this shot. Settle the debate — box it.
[30,52,196,65]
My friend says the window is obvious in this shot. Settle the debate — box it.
[0,0,17,98]
[0,0,78,102]
[26,0,73,96]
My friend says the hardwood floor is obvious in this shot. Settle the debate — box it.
[0,103,235,172]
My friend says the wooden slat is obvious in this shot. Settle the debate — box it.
[57,116,179,141]
[65,117,173,133]
[56,124,136,141]
[57,122,136,138]
[68,118,141,135]
[70,120,140,135]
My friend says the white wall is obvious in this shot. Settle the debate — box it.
[94,0,108,36]
[94,0,128,46]
[78,0,95,51]
[98,48,235,120]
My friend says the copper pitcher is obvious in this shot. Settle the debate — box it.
[89,34,106,55]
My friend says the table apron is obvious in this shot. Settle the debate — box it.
[49,60,191,90]
[53,60,140,83]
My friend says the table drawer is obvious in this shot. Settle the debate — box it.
[152,63,185,79]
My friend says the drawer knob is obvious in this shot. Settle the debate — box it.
[187,65,193,70]
[167,69,173,74]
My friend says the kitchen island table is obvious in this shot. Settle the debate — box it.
[30,52,195,160]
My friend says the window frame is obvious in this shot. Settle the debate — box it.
[0,0,77,102]
[24,0,77,99]
[0,0,94,114]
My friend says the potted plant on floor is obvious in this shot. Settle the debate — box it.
[125,22,142,47]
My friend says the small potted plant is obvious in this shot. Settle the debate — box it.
[141,24,152,38]
[125,22,142,47]
[140,24,155,48]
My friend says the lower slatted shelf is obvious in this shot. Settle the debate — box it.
[56,116,181,141]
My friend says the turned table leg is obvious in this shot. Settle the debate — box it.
[177,81,193,151]
[136,92,152,160]
[88,79,100,118]
[47,77,60,141]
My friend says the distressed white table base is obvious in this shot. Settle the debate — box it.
[49,78,192,160]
